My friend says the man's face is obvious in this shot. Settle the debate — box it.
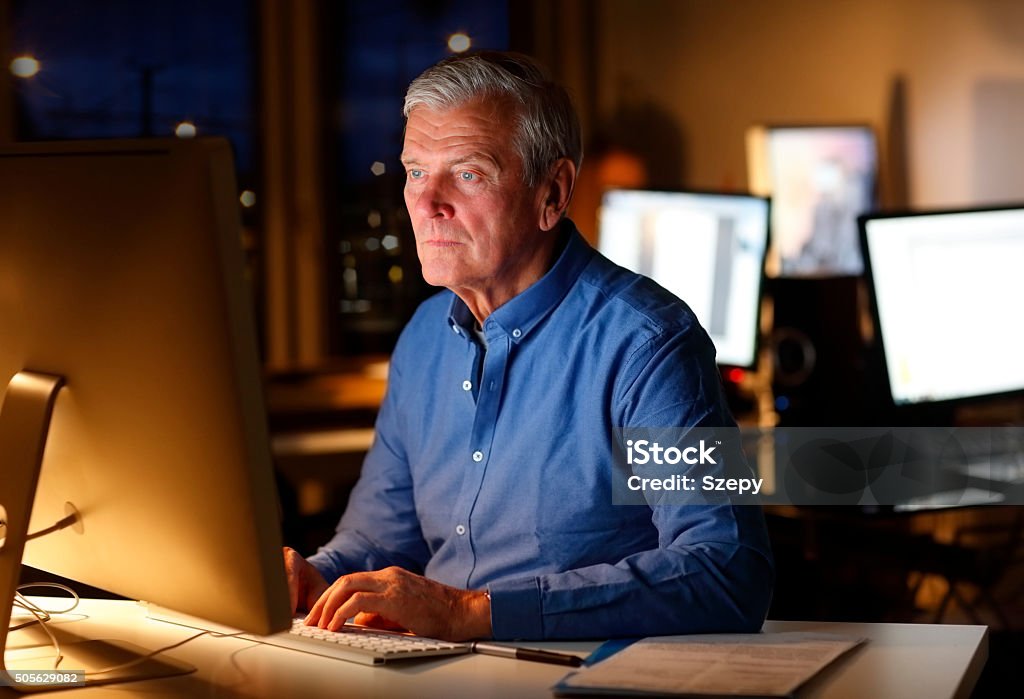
[401,100,551,300]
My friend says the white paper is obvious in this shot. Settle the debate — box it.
[559,632,865,697]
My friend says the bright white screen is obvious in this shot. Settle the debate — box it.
[598,189,769,367]
[864,208,1024,404]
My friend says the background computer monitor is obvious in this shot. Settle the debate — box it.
[597,188,770,369]
[0,140,291,644]
[860,205,1024,407]
[747,124,877,278]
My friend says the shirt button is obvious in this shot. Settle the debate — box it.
[462,380,472,391]
[451,324,460,335]
[512,328,522,338]
[455,524,466,536]
[472,450,484,462]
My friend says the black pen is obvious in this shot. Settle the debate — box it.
[471,641,584,667]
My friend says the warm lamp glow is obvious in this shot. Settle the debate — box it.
[447,33,471,53]
[10,56,40,78]
[174,121,197,139]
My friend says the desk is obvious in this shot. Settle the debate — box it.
[3,599,986,699]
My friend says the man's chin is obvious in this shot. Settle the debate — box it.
[419,264,464,289]
[420,271,450,288]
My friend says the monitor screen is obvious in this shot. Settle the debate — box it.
[747,125,877,278]
[0,139,291,649]
[597,189,770,368]
[860,206,1024,406]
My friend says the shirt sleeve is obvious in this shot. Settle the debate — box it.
[306,357,432,582]
[486,324,774,640]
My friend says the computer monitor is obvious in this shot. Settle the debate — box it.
[859,205,1024,407]
[747,125,877,278]
[0,139,291,684]
[597,188,770,369]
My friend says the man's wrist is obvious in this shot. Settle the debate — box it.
[457,588,493,640]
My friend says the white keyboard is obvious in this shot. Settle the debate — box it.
[251,618,471,666]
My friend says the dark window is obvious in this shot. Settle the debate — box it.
[324,0,509,356]
[10,0,256,177]
[10,0,262,345]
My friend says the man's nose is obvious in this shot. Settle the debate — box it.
[414,178,455,219]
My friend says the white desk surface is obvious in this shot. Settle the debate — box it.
[3,598,987,699]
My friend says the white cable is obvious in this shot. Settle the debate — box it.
[86,628,248,678]
[9,583,80,668]
[12,582,81,617]
[85,631,209,677]
[10,581,246,679]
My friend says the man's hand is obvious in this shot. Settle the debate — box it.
[303,566,492,641]
[282,547,329,615]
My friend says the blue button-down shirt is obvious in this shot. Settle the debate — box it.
[309,222,773,640]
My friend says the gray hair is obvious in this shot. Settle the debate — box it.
[403,52,583,188]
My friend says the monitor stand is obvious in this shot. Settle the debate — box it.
[0,371,194,692]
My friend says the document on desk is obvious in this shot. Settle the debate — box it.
[553,632,865,697]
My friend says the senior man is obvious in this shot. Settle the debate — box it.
[285,52,773,642]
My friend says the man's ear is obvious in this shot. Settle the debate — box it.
[538,158,577,232]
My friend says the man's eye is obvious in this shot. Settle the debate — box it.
[459,171,477,182]
[407,169,424,179]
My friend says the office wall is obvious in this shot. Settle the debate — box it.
[594,0,1024,208]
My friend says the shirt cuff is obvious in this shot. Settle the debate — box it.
[487,576,543,640]
[306,550,342,582]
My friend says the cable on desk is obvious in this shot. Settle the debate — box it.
[11,582,81,628]
[10,581,248,678]
[3,510,82,667]
[9,581,82,668]
[85,627,251,678]
[85,630,212,677]
[5,511,86,668]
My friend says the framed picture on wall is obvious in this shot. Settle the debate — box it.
[747,124,878,278]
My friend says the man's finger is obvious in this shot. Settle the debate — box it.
[306,571,389,627]
[328,591,390,632]
[304,585,328,626]
[305,576,329,614]
[305,571,350,625]
[320,587,382,631]
[352,611,405,631]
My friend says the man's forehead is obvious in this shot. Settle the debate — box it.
[401,100,518,160]
[406,99,512,131]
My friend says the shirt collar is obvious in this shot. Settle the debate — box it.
[446,219,595,345]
